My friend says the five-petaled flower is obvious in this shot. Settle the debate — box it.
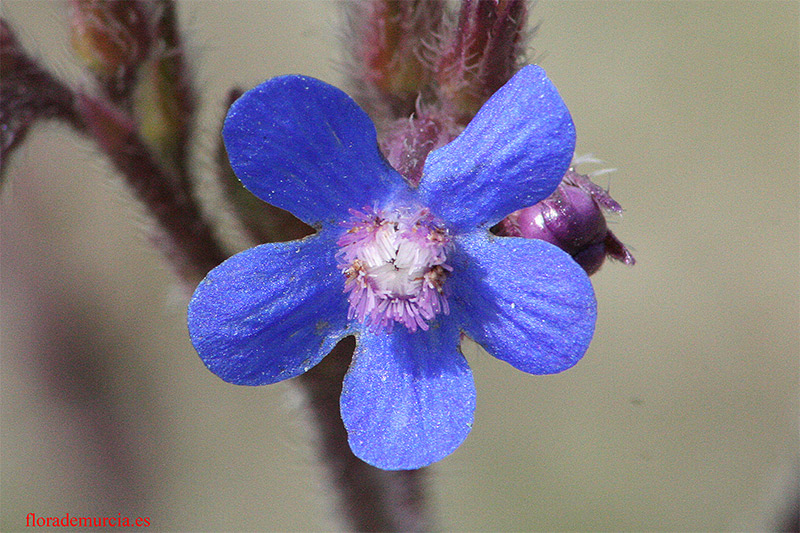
[187,65,596,470]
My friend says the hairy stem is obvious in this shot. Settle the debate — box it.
[0,19,85,172]
[77,92,225,286]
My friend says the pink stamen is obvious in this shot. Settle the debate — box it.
[337,205,452,332]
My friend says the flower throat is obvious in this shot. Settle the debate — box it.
[337,206,452,332]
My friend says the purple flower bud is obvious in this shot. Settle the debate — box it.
[496,168,635,275]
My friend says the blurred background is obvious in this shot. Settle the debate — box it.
[1,1,797,531]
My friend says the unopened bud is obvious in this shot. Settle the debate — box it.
[435,0,528,122]
[345,0,445,121]
[496,168,635,275]
[132,48,193,171]
[68,0,151,81]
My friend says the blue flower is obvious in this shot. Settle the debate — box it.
[188,65,596,471]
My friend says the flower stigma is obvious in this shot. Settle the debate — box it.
[337,205,452,332]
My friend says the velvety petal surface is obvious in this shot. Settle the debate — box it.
[450,232,596,374]
[341,321,476,470]
[188,230,351,386]
[223,75,403,226]
[418,65,576,233]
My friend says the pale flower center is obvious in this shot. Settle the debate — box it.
[336,206,452,332]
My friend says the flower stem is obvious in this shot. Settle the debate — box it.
[0,20,84,174]
[77,92,225,286]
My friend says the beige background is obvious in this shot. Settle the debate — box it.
[2,1,798,531]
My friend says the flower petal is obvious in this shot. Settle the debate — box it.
[450,232,596,374]
[341,321,476,470]
[187,230,351,386]
[223,75,403,226]
[418,65,576,232]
